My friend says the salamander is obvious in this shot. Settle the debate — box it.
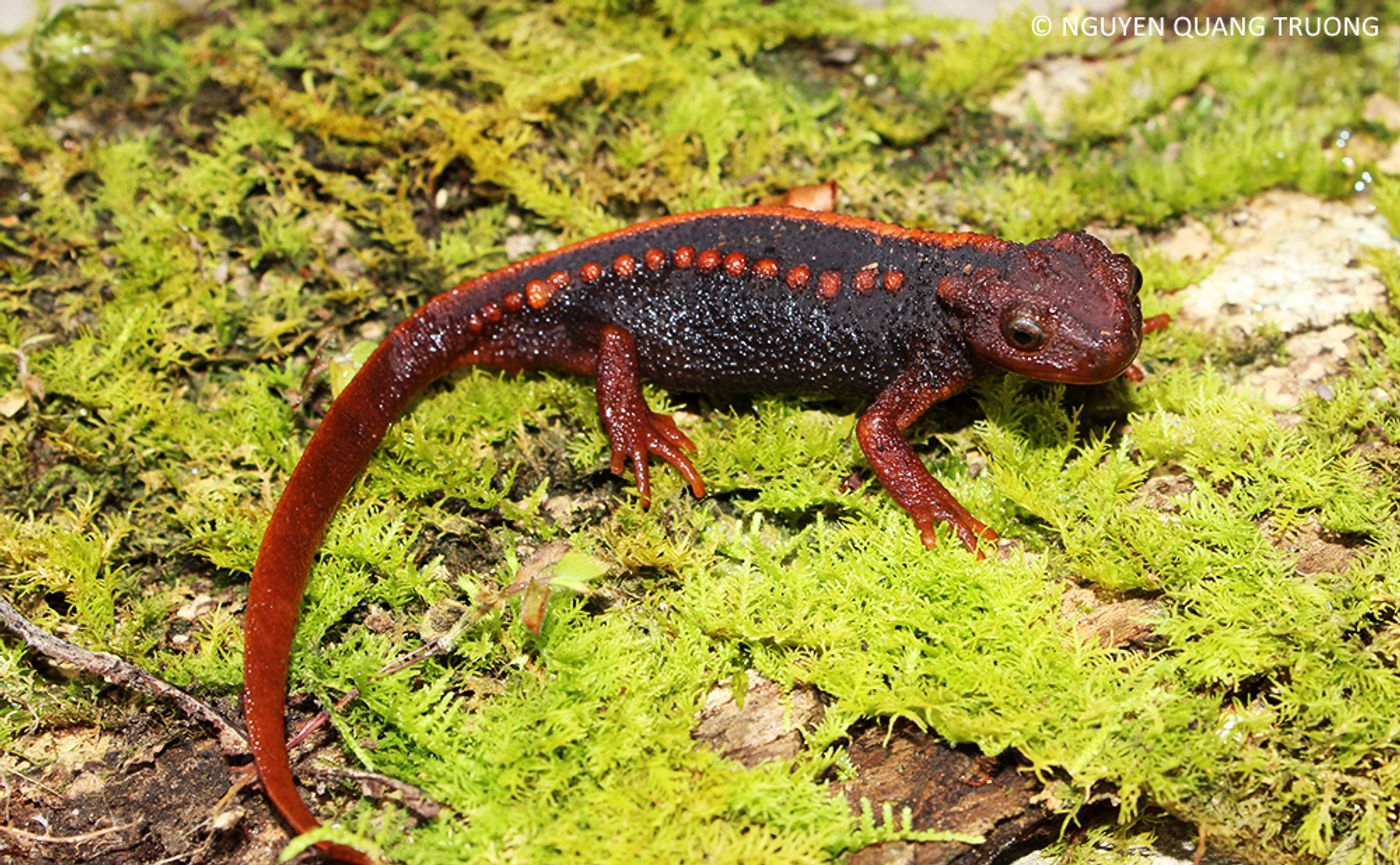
[242,200,1148,864]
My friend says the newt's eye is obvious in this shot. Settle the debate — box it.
[1130,265,1144,297]
[1001,310,1046,351]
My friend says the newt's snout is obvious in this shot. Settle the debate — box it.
[1074,322,1143,383]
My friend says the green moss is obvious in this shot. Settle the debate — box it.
[1061,39,1244,143]
[3,2,1400,863]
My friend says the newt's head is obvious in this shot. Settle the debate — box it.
[937,231,1143,384]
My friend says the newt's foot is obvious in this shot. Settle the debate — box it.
[911,506,998,557]
[1122,314,1171,382]
[606,408,706,507]
[763,181,839,212]
[596,325,707,507]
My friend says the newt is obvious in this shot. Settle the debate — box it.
[242,196,1150,863]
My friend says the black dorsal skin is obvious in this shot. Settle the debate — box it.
[463,207,1049,396]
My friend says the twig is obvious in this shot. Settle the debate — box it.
[306,765,444,820]
[0,819,138,844]
[284,634,457,751]
[283,548,562,751]
[0,595,248,754]
[1,762,65,798]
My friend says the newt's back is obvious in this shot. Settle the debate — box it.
[502,208,1015,396]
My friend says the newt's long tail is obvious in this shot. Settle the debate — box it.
[242,286,485,865]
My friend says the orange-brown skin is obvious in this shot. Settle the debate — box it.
[242,204,1145,864]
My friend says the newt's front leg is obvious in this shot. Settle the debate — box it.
[596,325,706,505]
[855,355,995,554]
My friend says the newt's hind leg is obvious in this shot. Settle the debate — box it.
[761,180,839,212]
[596,325,705,506]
